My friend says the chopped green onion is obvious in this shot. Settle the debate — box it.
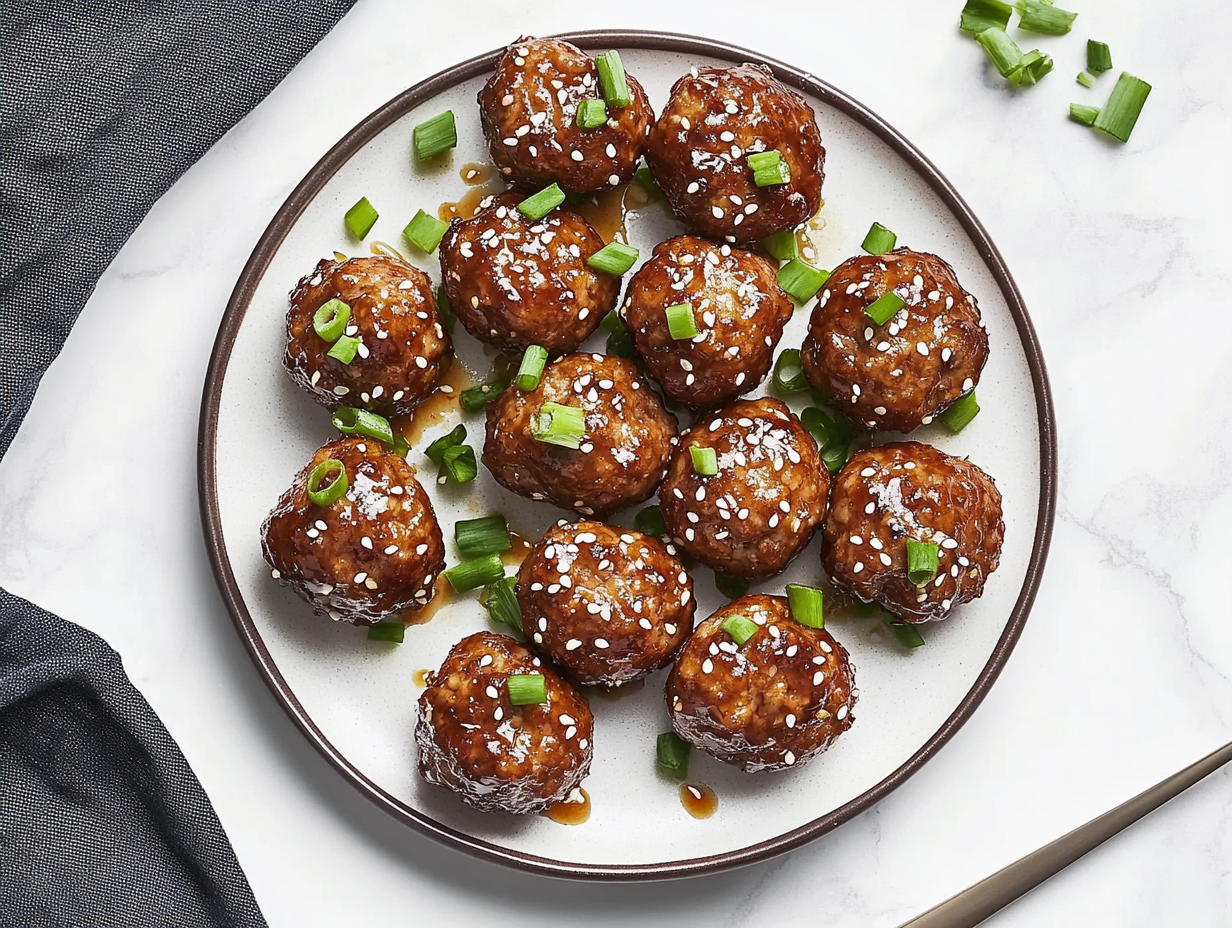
[507,673,547,705]
[515,345,548,391]
[690,445,717,476]
[747,149,791,187]
[975,27,1024,78]
[576,98,608,129]
[885,616,926,649]
[529,402,586,449]
[444,553,504,592]
[861,222,897,255]
[482,576,524,638]
[772,349,808,394]
[312,298,351,342]
[801,405,856,475]
[602,311,636,358]
[939,391,980,432]
[665,303,698,339]
[455,515,511,556]
[332,407,397,446]
[722,613,759,646]
[821,442,853,474]
[306,458,348,507]
[761,229,799,262]
[635,505,666,536]
[1092,72,1152,143]
[655,731,690,780]
[344,197,378,240]
[438,443,478,484]
[1015,0,1077,36]
[866,291,906,326]
[594,50,631,108]
[460,379,510,412]
[367,621,405,643]
[587,241,639,276]
[786,583,825,629]
[436,284,456,334]
[517,183,566,220]
[905,539,939,585]
[412,110,457,160]
[327,334,360,364]
[402,209,448,254]
[958,0,1012,33]
[1069,103,1100,126]
[425,424,467,465]
[634,165,663,201]
[714,573,750,600]
[1007,49,1054,87]
[1087,40,1113,73]
[777,259,828,304]
[1076,71,1095,89]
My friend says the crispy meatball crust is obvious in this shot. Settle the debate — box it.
[647,64,825,244]
[415,632,593,814]
[285,255,451,415]
[516,520,694,687]
[260,437,445,625]
[822,442,1004,624]
[623,235,794,409]
[483,353,677,517]
[801,249,989,433]
[667,595,856,773]
[439,192,618,355]
[660,397,828,579]
[477,37,654,193]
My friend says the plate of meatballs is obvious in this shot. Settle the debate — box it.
[200,30,1055,878]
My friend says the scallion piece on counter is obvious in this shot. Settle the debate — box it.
[588,241,639,276]
[602,311,637,358]
[436,284,456,334]
[861,221,898,255]
[1087,40,1113,73]
[722,613,759,646]
[482,576,524,638]
[517,183,566,220]
[665,302,698,339]
[507,673,547,705]
[312,298,351,342]
[761,229,799,262]
[444,552,504,592]
[576,98,608,129]
[515,345,548,391]
[306,458,347,507]
[690,445,717,476]
[905,539,940,585]
[866,291,906,325]
[327,334,360,364]
[778,258,828,304]
[367,621,405,643]
[939,391,980,432]
[1007,49,1054,87]
[634,165,664,201]
[438,443,478,484]
[786,583,825,629]
[455,514,511,556]
[595,50,631,108]
[403,209,448,254]
[772,348,808,394]
[958,0,1012,34]
[425,424,467,465]
[635,505,666,537]
[1015,0,1077,36]
[529,402,586,449]
[460,379,510,412]
[975,27,1024,78]
[747,149,791,187]
[344,197,379,240]
[714,573,750,600]
[656,731,690,780]
[1069,103,1100,126]
[885,616,926,649]
[332,407,396,446]
[412,110,457,160]
[1076,71,1096,89]
[1092,72,1152,143]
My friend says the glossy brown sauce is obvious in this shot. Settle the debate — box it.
[412,668,432,687]
[460,162,499,186]
[404,578,454,626]
[679,783,718,819]
[543,787,591,825]
[439,178,506,222]
[572,184,630,244]
[369,240,408,262]
[390,361,473,453]
[333,250,347,263]
[502,530,534,570]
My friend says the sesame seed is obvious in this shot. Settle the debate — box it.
[566,638,582,650]
[711,206,725,218]
[865,502,876,514]
[837,705,848,721]
[353,572,367,583]
[813,671,825,685]
[609,174,620,185]
[854,562,864,573]
[879,552,892,566]
[639,618,652,630]
[571,150,583,161]
[702,658,714,673]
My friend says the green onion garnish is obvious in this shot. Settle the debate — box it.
[306,458,347,507]
[312,298,351,342]
[576,98,608,129]
[885,616,926,649]
[517,183,566,221]
[761,229,799,262]
[595,50,631,108]
[939,391,980,432]
[436,284,456,334]
[905,539,939,585]
[1007,49,1054,87]
[412,110,457,161]
[821,442,853,475]
[1069,103,1100,126]
[786,583,825,629]
[425,424,467,465]
[455,515,511,556]
[714,573,750,600]
[861,221,897,255]
[690,446,717,476]
[587,241,639,276]
[1092,72,1152,143]
[958,0,1012,33]
[601,311,636,358]
[975,27,1024,78]
[635,505,666,536]
[460,379,510,412]
[866,291,905,326]
[438,443,478,484]
[1076,71,1095,89]
[327,334,360,364]
[634,165,664,201]
[722,613,758,646]
[655,731,690,780]
[777,259,828,304]
[344,197,378,240]
[515,345,548,391]
[747,150,791,187]
[801,405,855,475]
[332,407,397,446]
[1087,40,1113,74]
[772,349,808,394]
[507,673,547,705]
[529,402,586,449]
[367,621,405,643]
[481,576,524,638]
[402,210,448,254]
[444,553,504,592]
[1014,0,1077,36]
[665,303,698,340]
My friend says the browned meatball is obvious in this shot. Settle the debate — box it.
[667,594,856,773]
[261,437,445,625]
[477,37,654,193]
[822,442,1004,624]
[284,255,451,415]
[646,64,825,244]
[483,353,677,516]
[623,235,794,409]
[439,193,618,356]
[801,249,989,433]
[415,632,593,814]
[516,520,694,687]
[660,397,827,579]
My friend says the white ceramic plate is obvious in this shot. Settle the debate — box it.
[200,31,1055,879]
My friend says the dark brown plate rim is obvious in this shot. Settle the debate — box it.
[198,29,1057,881]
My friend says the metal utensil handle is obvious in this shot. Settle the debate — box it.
[897,739,1232,928]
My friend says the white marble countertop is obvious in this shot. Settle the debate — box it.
[3,0,1230,924]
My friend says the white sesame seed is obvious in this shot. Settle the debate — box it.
[566,638,582,650]
[571,150,583,161]
[353,572,367,583]
[702,658,714,673]
[854,562,864,574]
[711,206,725,219]
[865,502,876,514]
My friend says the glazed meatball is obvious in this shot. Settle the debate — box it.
[623,235,794,408]
[261,437,445,625]
[439,193,618,355]
[667,595,856,773]
[284,255,451,415]
[477,37,654,193]
[415,632,593,814]
[484,353,677,516]
[822,442,1004,624]
[801,249,989,433]
[646,64,825,244]
[660,397,827,579]
[516,520,694,687]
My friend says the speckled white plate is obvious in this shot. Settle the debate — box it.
[199,31,1055,879]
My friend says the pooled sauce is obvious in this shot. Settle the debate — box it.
[404,578,454,626]
[370,240,408,262]
[333,250,348,263]
[543,787,590,825]
[679,783,718,819]
[390,361,473,451]
[412,669,432,687]
[502,530,534,570]
[439,169,507,222]
[460,162,499,186]
[572,184,631,244]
